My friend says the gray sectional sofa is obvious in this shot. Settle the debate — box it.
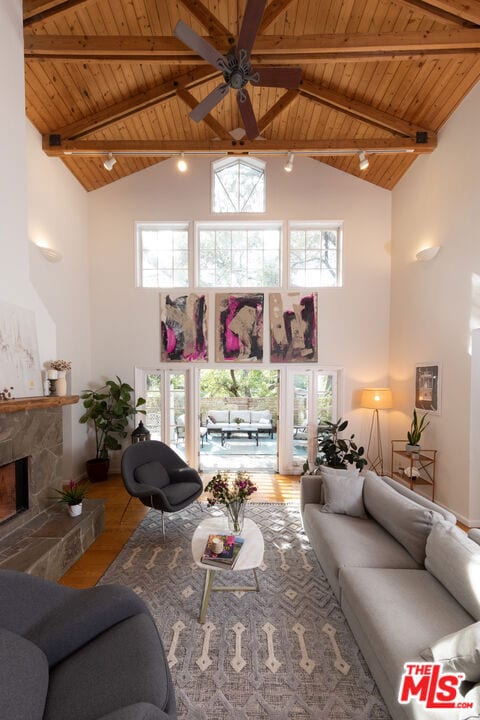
[301,469,480,720]
[0,570,176,720]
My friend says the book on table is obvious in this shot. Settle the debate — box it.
[201,534,244,568]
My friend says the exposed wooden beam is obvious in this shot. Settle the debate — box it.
[299,79,430,138]
[412,0,480,25]
[23,0,92,24]
[394,0,478,26]
[257,89,299,133]
[177,0,232,38]
[260,0,296,32]
[52,67,219,140]
[42,136,437,157]
[176,88,231,139]
[24,29,480,63]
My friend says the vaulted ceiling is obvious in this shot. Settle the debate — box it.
[23,0,480,192]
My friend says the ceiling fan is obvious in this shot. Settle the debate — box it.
[174,0,302,140]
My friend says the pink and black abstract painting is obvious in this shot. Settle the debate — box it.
[269,292,317,362]
[161,293,207,361]
[216,293,264,362]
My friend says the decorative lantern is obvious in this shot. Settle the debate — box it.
[131,420,151,444]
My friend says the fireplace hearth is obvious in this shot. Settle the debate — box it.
[0,396,104,580]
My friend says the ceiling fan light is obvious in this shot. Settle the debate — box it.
[284,151,294,173]
[177,153,188,173]
[359,151,369,171]
[103,153,117,171]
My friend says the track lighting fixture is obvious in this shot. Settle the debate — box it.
[177,153,188,173]
[359,151,369,171]
[284,151,294,173]
[103,153,117,171]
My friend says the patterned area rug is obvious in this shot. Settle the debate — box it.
[100,503,390,720]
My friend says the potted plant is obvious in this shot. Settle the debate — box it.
[406,409,429,453]
[80,376,146,482]
[302,418,367,474]
[52,480,88,517]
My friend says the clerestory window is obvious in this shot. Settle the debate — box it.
[212,157,266,213]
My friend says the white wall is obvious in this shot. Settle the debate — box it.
[390,79,480,524]
[88,155,392,468]
[26,123,91,480]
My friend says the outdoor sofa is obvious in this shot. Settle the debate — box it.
[301,469,480,720]
[205,409,274,437]
[0,569,176,720]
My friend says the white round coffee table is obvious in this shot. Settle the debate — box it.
[192,515,264,624]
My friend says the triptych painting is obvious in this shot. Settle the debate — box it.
[160,291,317,363]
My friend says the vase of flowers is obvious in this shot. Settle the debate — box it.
[48,360,72,396]
[204,471,257,534]
[51,480,88,517]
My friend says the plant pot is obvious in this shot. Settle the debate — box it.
[405,444,420,454]
[86,458,110,482]
[68,502,82,517]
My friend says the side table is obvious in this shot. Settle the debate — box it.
[390,440,437,500]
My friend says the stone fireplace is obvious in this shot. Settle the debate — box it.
[0,396,104,579]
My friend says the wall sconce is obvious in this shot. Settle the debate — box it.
[34,240,62,263]
[416,246,441,262]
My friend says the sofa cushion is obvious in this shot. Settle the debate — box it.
[26,584,148,667]
[302,505,420,599]
[162,481,201,505]
[251,410,271,423]
[339,568,474,708]
[231,410,251,423]
[44,613,175,720]
[381,475,457,524]
[97,703,174,720]
[134,461,170,490]
[420,621,480,681]
[425,520,480,621]
[469,529,480,547]
[363,471,442,564]
[321,473,366,518]
[207,410,229,424]
[0,627,49,720]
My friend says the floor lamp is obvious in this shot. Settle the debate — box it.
[360,388,393,476]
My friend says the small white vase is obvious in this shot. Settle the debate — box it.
[56,371,67,397]
[68,502,82,517]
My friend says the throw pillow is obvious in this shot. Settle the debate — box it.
[419,622,480,682]
[321,472,366,518]
[318,466,360,506]
[207,415,216,424]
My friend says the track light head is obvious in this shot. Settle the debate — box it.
[103,153,117,171]
[284,151,294,173]
[359,151,369,171]
[177,153,188,173]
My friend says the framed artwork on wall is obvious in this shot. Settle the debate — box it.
[269,292,317,362]
[160,292,208,361]
[415,363,441,414]
[215,293,264,362]
[0,301,42,397]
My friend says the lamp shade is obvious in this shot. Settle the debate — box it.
[360,388,393,410]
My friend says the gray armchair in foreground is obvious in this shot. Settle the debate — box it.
[121,440,203,538]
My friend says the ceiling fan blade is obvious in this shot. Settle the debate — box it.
[189,83,229,122]
[237,90,259,140]
[252,66,302,89]
[237,0,267,56]
[173,20,225,70]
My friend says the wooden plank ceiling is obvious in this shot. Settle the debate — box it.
[23,0,480,191]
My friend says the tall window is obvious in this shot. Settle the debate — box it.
[289,223,342,287]
[136,222,189,288]
[197,223,281,287]
[212,157,265,213]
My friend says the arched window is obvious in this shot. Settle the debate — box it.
[212,157,266,213]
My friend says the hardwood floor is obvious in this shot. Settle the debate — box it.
[59,472,301,589]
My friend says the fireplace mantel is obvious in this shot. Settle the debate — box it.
[0,395,79,415]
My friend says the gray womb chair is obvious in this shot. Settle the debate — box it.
[121,440,203,538]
